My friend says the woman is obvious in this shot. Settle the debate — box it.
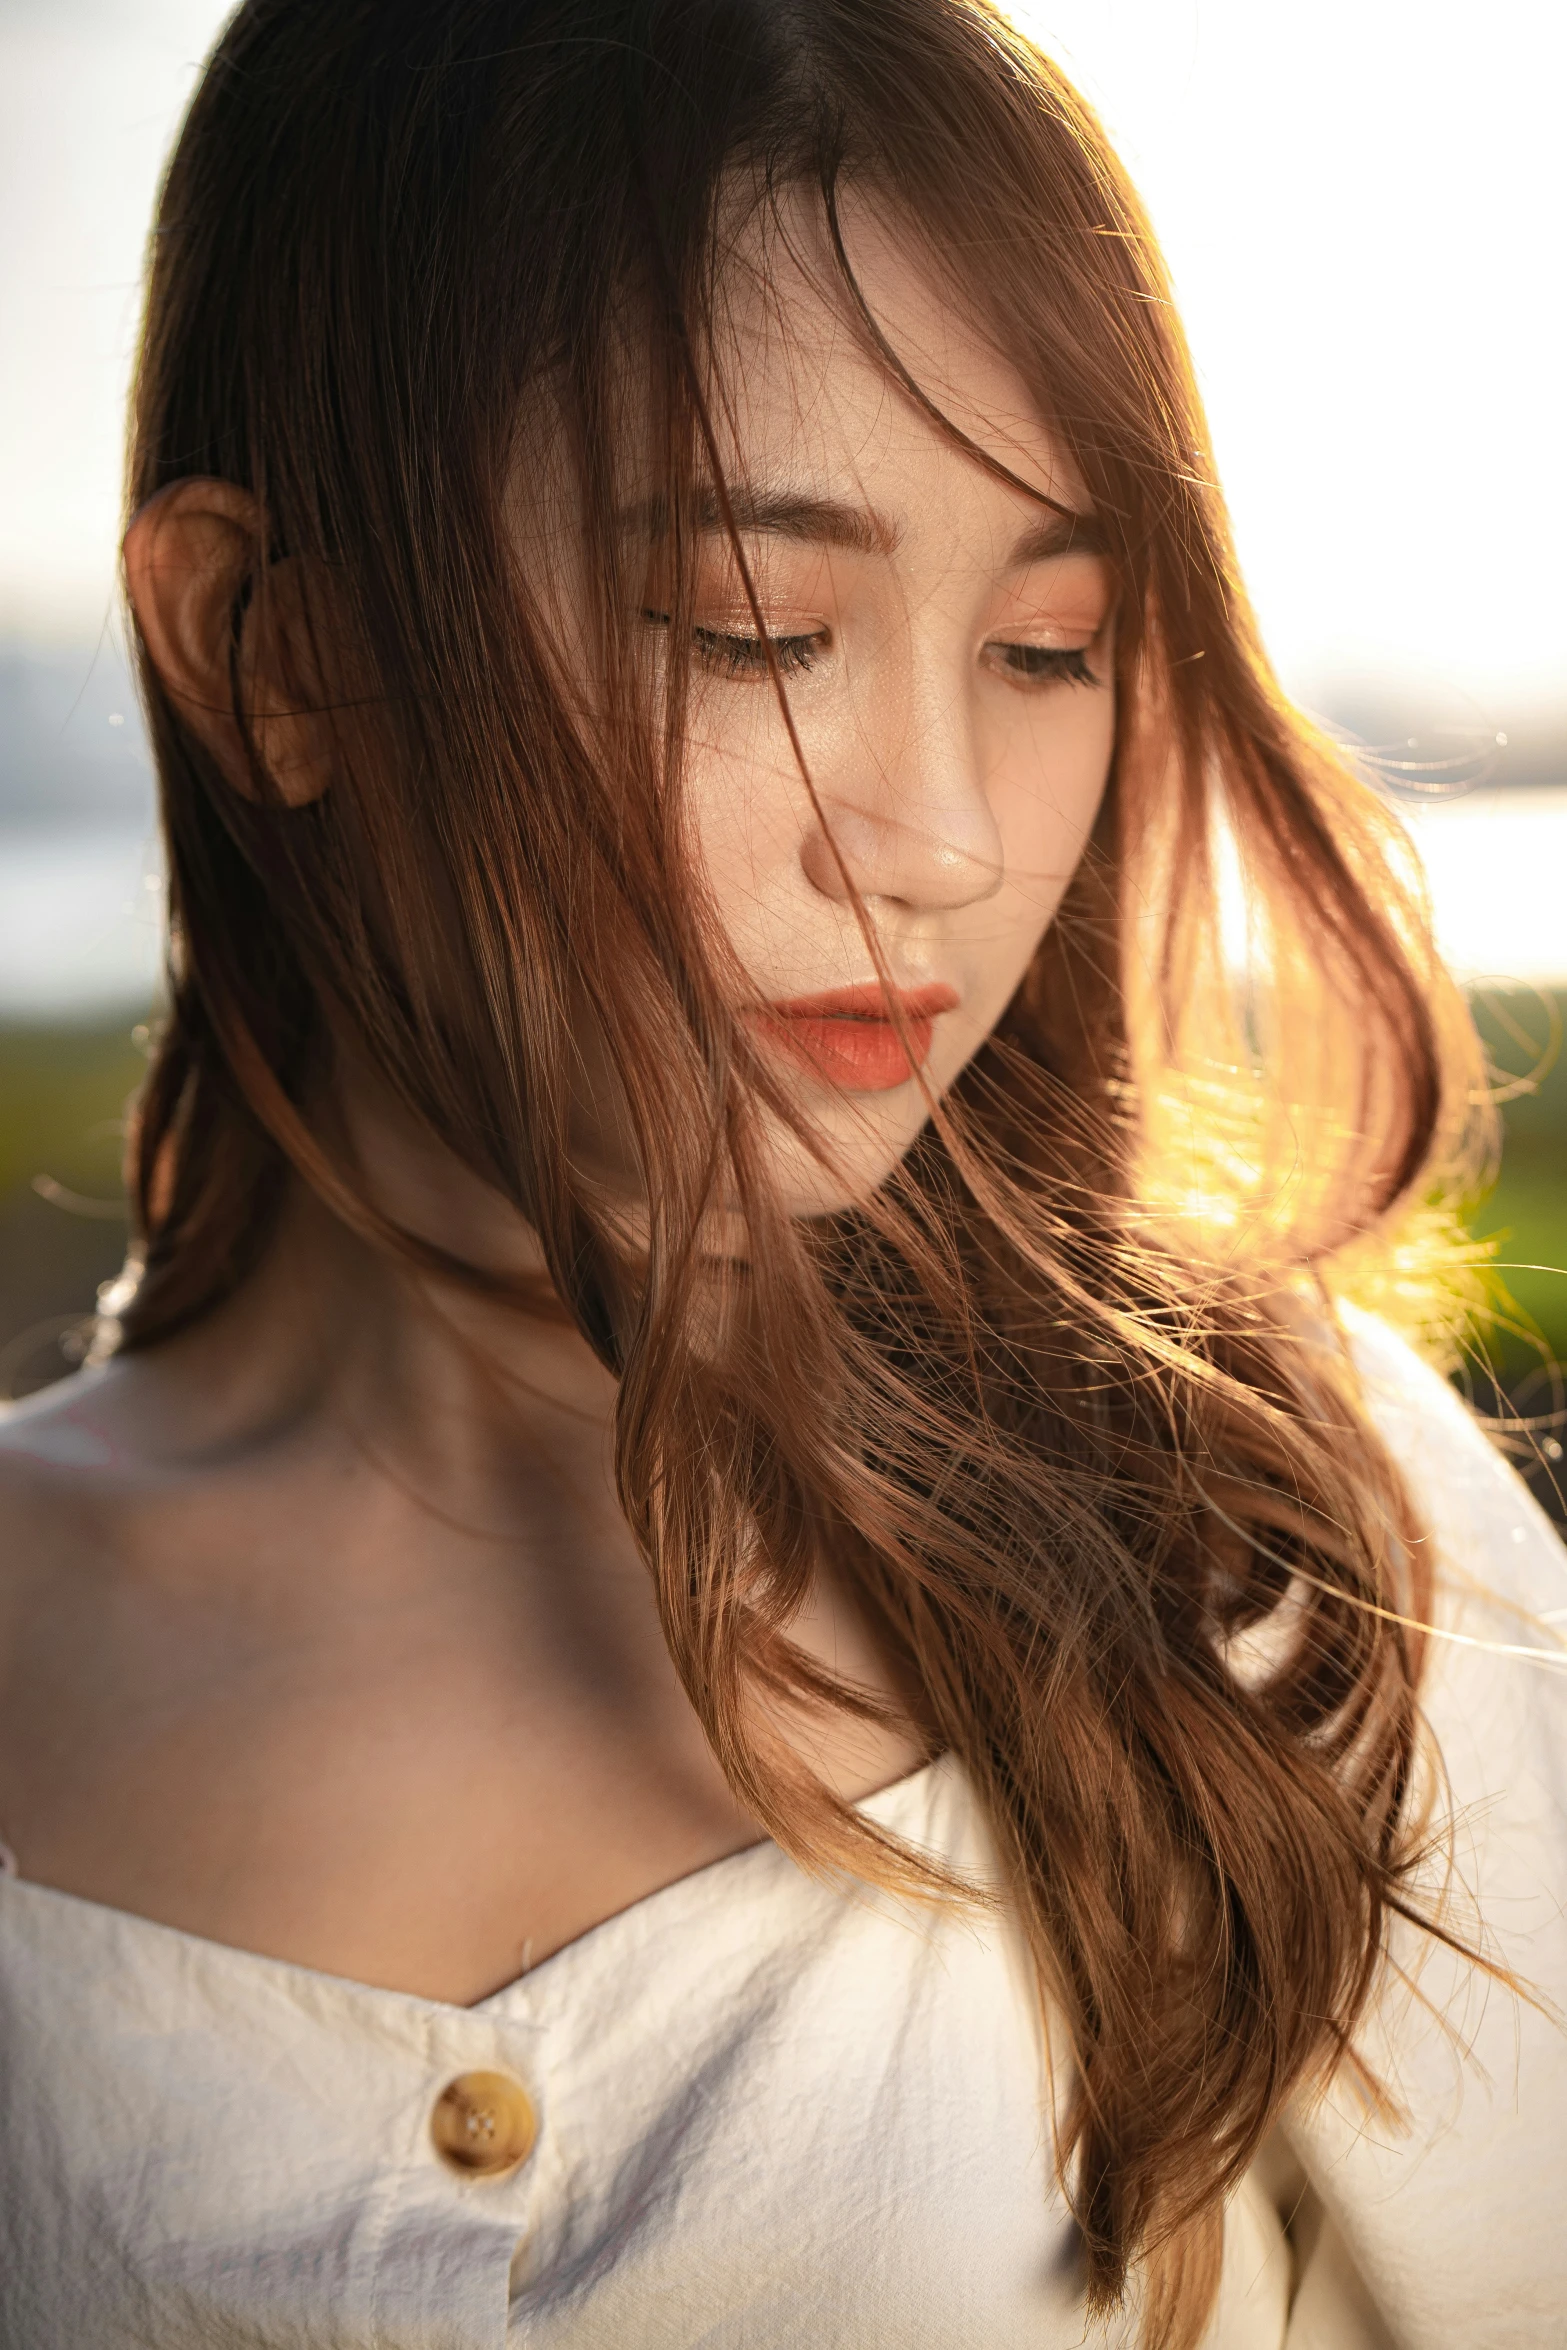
[0,1,1562,2343]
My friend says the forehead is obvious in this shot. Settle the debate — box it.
[703,182,1084,523]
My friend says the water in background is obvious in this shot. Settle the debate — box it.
[0,637,161,1019]
[0,637,160,1389]
[4,639,1566,1022]
[1,638,1565,1472]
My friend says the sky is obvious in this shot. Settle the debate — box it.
[0,0,1563,723]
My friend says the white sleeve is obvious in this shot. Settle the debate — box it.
[1281,1310,1567,2350]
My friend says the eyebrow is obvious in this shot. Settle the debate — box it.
[1005,509,1107,565]
[620,488,1105,565]
[674,486,895,555]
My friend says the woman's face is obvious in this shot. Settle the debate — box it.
[587,195,1117,1218]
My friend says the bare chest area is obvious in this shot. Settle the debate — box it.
[0,1451,917,2003]
[0,1479,759,2000]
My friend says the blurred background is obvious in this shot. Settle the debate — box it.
[1,1,1563,1487]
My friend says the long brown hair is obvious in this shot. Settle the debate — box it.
[119,2,1489,2338]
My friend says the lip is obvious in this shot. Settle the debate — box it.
[753,981,960,1093]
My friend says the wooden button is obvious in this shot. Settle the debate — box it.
[430,2069,537,2180]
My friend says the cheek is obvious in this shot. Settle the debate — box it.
[677,706,811,960]
[988,684,1115,937]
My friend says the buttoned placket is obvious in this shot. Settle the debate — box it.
[365,1994,559,2346]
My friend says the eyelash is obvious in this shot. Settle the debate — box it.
[640,609,824,678]
[692,625,823,677]
[642,610,1100,689]
[990,643,1099,689]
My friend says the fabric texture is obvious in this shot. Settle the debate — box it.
[0,1314,1562,2348]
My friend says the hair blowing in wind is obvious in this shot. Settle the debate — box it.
[117,2,1491,2338]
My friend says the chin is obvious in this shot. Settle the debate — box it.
[758,1092,935,1221]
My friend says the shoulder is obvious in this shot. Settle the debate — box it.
[0,1361,129,1498]
[0,1365,142,1667]
[1336,1310,1567,2009]
[1338,1304,1567,1629]
[1278,1324,1567,2339]
[1337,1309,1567,1826]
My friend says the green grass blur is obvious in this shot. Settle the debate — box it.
[1,995,1564,1398]
[0,1021,147,1393]
[0,1022,146,1201]
[1466,989,1567,1389]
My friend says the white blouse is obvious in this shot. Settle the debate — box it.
[1,1314,1563,2348]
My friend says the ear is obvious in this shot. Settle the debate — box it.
[123,479,333,808]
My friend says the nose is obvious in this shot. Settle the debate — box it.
[798,691,1005,912]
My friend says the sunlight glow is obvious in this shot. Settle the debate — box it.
[1005,0,1566,716]
[1,0,1562,723]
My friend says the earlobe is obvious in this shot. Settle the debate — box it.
[122,479,333,808]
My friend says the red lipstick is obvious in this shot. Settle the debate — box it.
[755,981,959,1093]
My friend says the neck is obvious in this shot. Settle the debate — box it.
[108,1057,619,1499]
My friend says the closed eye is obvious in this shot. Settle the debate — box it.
[693,624,827,678]
[641,609,827,678]
[987,643,1100,688]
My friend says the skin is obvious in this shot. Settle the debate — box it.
[0,197,1115,2006]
